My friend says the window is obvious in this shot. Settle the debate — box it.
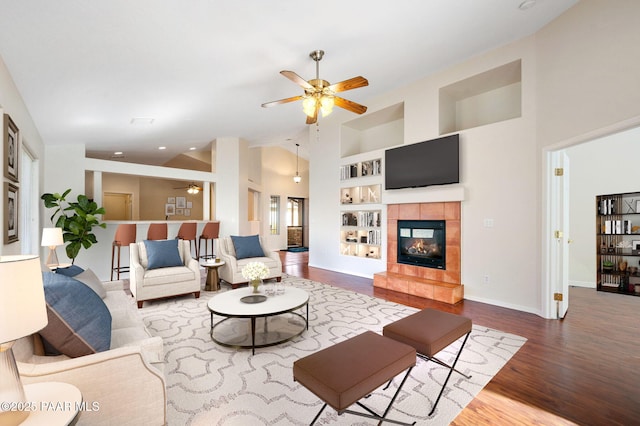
[269,195,280,235]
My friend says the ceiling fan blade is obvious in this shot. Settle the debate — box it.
[261,95,303,108]
[305,108,318,125]
[327,76,368,93]
[334,96,367,115]
[281,70,314,90]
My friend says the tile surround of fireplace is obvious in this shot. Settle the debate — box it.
[373,201,463,304]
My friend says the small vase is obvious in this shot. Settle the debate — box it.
[250,279,262,294]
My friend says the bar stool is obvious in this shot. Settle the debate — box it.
[147,223,168,240]
[198,221,220,260]
[111,223,137,280]
[177,222,198,259]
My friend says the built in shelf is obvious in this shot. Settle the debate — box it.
[439,59,522,134]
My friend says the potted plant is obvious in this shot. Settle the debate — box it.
[41,189,106,264]
[602,260,614,272]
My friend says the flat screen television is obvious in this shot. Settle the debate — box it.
[384,134,459,190]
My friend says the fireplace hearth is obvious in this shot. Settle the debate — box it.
[397,220,446,269]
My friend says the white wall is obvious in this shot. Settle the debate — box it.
[0,55,45,257]
[311,35,539,313]
[566,127,640,288]
[535,0,640,147]
[310,1,640,317]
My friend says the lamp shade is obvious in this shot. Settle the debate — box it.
[41,227,64,247]
[0,255,48,344]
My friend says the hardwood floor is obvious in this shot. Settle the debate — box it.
[279,250,640,425]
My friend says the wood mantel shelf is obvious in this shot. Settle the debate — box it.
[373,271,464,304]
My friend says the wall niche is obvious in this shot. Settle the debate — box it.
[341,102,404,158]
[439,59,522,134]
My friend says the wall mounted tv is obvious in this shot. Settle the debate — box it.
[384,134,459,190]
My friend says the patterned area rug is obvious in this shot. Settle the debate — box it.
[139,275,526,425]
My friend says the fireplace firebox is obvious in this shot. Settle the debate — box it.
[397,220,446,269]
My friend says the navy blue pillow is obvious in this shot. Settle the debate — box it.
[54,264,84,277]
[40,272,112,358]
[231,235,265,259]
[144,239,183,270]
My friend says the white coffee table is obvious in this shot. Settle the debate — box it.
[207,286,309,354]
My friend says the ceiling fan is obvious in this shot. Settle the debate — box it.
[174,182,202,194]
[261,50,368,125]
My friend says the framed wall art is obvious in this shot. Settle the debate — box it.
[3,114,19,182]
[4,182,18,243]
[176,196,186,209]
[165,203,175,216]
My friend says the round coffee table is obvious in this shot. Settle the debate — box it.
[207,286,309,354]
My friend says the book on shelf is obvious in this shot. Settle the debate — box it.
[599,198,616,215]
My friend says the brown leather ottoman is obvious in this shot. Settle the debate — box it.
[383,308,472,416]
[293,330,417,425]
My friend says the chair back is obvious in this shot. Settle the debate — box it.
[200,221,220,239]
[113,224,136,247]
[177,222,197,240]
[147,223,168,240]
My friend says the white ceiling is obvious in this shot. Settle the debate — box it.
[0,0,577,163]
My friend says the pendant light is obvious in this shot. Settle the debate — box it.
[293,143,302,183]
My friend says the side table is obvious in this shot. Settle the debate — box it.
[21,381,83,425]
[202,260,225,291]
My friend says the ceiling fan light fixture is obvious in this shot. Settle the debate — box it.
[320,95,334,116]
[187,183,200,194]
[262,49,368,124]
[302,96,317,117]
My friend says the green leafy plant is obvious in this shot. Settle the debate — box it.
[41,189,106,263]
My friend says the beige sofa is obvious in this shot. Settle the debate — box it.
[218,236,283,288]
[129,239,201,308]
[14,280,166,425]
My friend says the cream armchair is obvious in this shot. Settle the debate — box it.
[130,239,201,308]
[218,236,282,288]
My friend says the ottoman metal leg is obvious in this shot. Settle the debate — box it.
[426,331,470,416]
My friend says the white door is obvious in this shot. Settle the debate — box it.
[550,150,570,318]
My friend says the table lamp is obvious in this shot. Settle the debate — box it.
[0,255,48,425]
[41,227,64,268]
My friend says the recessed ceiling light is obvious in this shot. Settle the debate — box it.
[518,0,536,10]
[114,151,123,155]
[130,117,155,125]
[158,146,167,150]
[189,147,196,150]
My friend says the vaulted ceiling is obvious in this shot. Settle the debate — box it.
[0,0,577,164]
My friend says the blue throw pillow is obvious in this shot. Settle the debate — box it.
[40,272,112,358]
[231,235,265,259]
[54,264,84,277]
[144,239,183,270]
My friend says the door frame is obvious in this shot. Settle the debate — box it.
[542,116,640,319]
[287,197,306,247]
